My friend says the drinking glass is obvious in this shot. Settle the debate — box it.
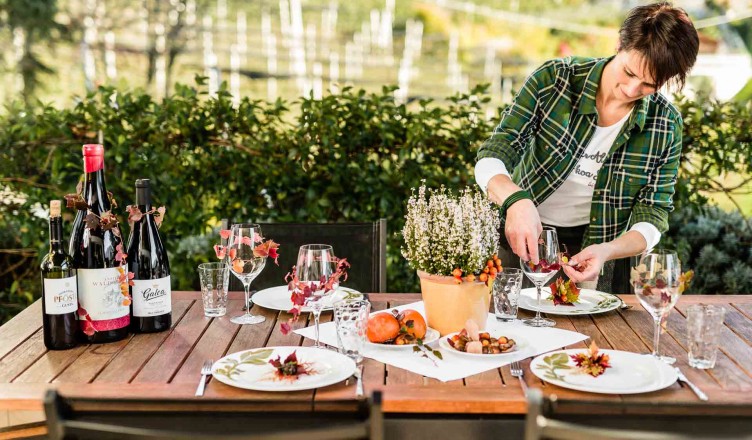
[687,304,726,369]
[333,299,371,363]
[493,268,523,321]
[228,224,267,325]
[632,249,681,364]
[520,227,560,327]
[198,262,229,317]
[297,244,339,348]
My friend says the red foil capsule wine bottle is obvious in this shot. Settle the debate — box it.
[68,144,130,343]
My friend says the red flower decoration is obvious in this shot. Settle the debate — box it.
[571,341,611,377]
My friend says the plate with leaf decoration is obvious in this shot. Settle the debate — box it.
[253,286,362,313]
[530,349,678,394]
[518,288,621,315]
[212,346,356,392]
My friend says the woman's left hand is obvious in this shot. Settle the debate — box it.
[563,244,611,282]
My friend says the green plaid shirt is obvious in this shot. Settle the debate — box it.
[478,56,682,246]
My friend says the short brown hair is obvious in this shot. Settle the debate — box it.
[618,2,699,90]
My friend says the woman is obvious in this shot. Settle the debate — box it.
[475,2,699,292]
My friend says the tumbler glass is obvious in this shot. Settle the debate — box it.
[686,304,726,369]
[198,262,229,317]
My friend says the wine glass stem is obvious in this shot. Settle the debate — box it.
[243,282,251,317]
[535,285,543,321]
[313,308,322,348]
[652,316,662,358]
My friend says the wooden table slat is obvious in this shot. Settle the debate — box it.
[0,301,42,361]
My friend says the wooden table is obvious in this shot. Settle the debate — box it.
[1,292,751,437]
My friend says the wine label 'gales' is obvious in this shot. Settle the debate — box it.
[132,276,171,317]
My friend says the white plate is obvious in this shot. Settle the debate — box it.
[212,346,356,392]
[365,327,440,350]
[253,285,363,312]
[518,287,621,315]
[438,331,526,358]
[530,349,678,394]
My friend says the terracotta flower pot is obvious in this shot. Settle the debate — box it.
[417,270,492,336]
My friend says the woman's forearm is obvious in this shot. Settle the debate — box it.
[602,230,648,261]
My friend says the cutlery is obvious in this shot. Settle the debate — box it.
[354,364,364,398]
[674,367,708,401]
[510,361,528,396]
[195,360,213,397]
[618,296,633,310]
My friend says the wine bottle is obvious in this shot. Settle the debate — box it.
[68,144,130,343]
[40,200,78,350]
[127,179,171,333]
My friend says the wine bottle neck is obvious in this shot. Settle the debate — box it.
[83,168,109,211]
[135,186,151,209]
[49,217,64,252]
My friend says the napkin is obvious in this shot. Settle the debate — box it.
[295,301,588,382]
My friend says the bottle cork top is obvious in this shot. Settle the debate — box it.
[50,200,61,217]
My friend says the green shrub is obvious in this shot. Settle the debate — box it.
[663,206,752,294]
[1,81,750,323]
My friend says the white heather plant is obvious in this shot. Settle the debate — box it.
[401,184,500,278]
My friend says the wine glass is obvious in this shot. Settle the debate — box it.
[520,227,561,328]
[228,224,267,325]
[297,244,339,348]
[632,249,681,364]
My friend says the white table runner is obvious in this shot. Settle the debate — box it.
[295,301,589,382]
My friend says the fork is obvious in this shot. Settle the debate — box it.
[195,360,213,397]
[510,361,528,396]
[353,364,364,398]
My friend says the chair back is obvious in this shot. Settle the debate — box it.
[45,389,383,440]
[525,389,697,440]
[222,219,387,293]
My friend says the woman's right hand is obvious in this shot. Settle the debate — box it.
[505,199,543,264]
[487,174,543,264]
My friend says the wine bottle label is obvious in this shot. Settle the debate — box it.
[43,276,78,315]
[132,276,172,317]
[77,268,130,328]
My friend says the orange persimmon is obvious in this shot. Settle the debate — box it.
[366,312,400,343]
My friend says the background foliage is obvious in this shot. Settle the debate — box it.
[1,80,750,323]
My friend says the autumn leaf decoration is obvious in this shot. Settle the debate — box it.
[548,277,580,306]
[268,350,316,381]
[125,205,166,228]
[280,258,350,335]
[570,341,611,377]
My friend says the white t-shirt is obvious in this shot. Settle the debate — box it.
[475,110,661,249]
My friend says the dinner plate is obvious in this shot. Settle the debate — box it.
[438,331,526,358]
[530,349,678,394]
[212,346,356,392]
[252,285,363,312]
[365,327,440,350]
[518,288,621,315]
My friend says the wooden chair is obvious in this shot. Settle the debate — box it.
[44,389,383,440]
[222,219,387,294]
[525,389,698,440]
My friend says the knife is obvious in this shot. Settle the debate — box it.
[674,367,708,401]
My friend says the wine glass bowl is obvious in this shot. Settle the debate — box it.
[520,227,560,328]
[296,244,339,348]
[228,224,267,325]
[632,249,681,364]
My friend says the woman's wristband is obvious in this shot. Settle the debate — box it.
[500,190,532,217]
